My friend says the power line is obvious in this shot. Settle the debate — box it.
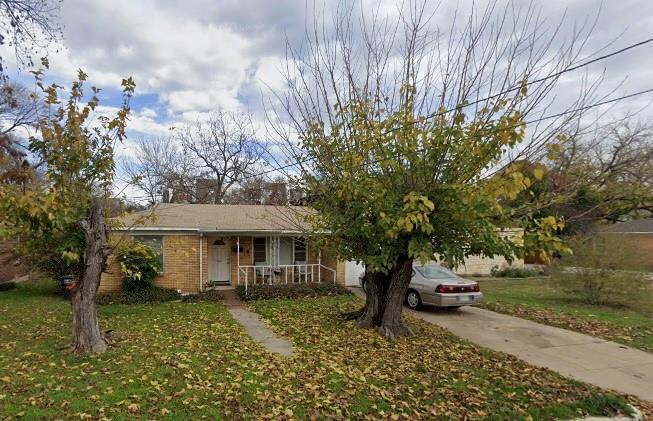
[420,37,653,124]
[128,88,653,204]
[244,37,653,182]
[251,87,653,182]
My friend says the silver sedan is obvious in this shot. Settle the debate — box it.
[359,264,483,310]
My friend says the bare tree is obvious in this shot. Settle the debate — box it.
[177,111,265,204]
[0,0,62,78]
[0,82,40,187]
[121,136,198,205]
[0,82,40,135]
[543,120,653,230]
[269,0,614,337]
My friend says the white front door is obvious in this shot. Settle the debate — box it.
[209,239,231,283]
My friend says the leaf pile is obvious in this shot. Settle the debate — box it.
[0,280,646,419]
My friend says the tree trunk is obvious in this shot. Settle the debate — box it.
[378,255,414,340]
[71,196,108,354]
[357,271,389,328]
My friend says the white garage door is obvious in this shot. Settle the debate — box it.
[345,261,365,286]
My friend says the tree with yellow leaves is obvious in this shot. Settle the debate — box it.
[0,59,135,353]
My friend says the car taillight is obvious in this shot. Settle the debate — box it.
[436,284,480,293]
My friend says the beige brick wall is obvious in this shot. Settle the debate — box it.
[99,255,122,293]
[100,234,204,294]
[318,253,344,285]
[229,236,253,286]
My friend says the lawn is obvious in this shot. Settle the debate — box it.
[0,279,648,419]
[478,277,653,353]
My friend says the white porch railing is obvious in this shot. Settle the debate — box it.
[238,264,337,294]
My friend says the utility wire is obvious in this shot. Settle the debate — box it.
[244,37,653,182]
[126,37,653,200]
[250,87,653,182]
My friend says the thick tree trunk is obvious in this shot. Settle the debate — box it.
[378,256,414,340]
[357,271,389,328]
[71,196,108,354]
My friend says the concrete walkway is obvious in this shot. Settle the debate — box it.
[222,290,293,357]
[350,288,653,402]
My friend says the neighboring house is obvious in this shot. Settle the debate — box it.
[598,218,653,271]
[100,204,345,294]
[451,228,525,276]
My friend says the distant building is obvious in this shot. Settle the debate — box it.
[599,218,653,271]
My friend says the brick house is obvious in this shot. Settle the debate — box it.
[100,204,345,294]
[598,218,653,271]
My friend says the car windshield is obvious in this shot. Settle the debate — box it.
[415,265,457,279]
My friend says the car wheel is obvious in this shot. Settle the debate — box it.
[405,289,422,310]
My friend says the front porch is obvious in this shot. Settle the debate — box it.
[201,234,337,291]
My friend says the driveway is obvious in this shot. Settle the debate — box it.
[350,288,653,402]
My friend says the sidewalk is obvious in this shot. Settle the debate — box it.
[222,289,294,357]
[349,288,653,402]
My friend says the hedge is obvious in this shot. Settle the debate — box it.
[236,282,351,301]
[0,282,17,292]
[96,287,180,305]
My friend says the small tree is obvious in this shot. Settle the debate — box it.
[118,241,161,292]
[0,60,134,353]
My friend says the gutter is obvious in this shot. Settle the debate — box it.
[112,227,328,235]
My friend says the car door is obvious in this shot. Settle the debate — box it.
[412,268,437,304]
[409,269,424,293]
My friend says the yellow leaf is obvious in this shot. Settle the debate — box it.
[533,167,544,181]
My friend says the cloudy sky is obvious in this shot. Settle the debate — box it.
[3,0,653,195]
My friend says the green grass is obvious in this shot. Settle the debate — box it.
[0,278,643,419]
[478,277,653,352]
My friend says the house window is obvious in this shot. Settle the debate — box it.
[134,235,164,271]
[294,238,307,262]
[253,237,266,263]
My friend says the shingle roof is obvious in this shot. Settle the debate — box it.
[116,204,314,233]
[600,218,653,234]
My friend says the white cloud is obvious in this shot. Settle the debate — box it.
[1,0,651,158]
